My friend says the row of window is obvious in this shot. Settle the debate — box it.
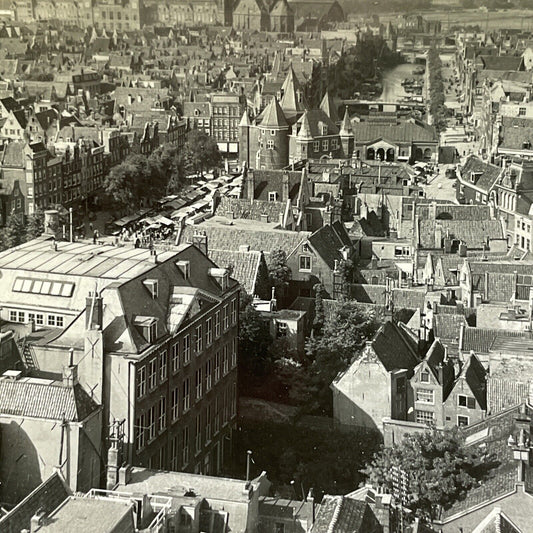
[415,388,476,409]
[137,338,237,400]
[416,410,470,427]
[136,382,237,454]
[9,309,64,328]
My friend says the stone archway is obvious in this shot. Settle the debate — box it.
[423,148,432,161]
[386,148,395,162]
[376,148,385,161]
[367,147,375,160]
[415,148,423,161]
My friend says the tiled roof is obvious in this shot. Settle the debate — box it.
[307,223,352,270]
[461,326,525,353]
[459,155,501,192]
[478,54,523,71]
[0,473,70,533]
[259,96,288,128]
[352,118,437,143]
[460,353,487,410]
[371,320,420,372]
[434,313,467,343]
[180,222,310,255]
[0,379,99,422]
[310,495,378,533]
[215,196,286,222]
[500,116,533,149]
[418,219,503,249]
[319,90,340,123]
[294,108,338,138]
[208,249,263,295]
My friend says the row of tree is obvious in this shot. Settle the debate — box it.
[0,211,44,252]
[427,45,448,134]
[104,129,222,211]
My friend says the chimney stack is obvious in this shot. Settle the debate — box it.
[192,231,208,256]
[62,347,78,388]
[86,292,103,330]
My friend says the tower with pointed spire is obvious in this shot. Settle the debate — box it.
[239,109,251,170]
[339,107,354,158]
[280,64,307,122]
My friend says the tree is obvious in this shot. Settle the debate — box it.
[182,129,222,176]
[362,428,487,519]
[25,209,44,240]
[149,142,185,194]
[104,158,142,209]
[238,292,273,376]
[0,215,27,250]
[268,249,291,300]
[254,253,272,300]
[312,283,326,336]
[303,301,381,413]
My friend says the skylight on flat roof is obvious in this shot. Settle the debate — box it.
[13,277,75,297]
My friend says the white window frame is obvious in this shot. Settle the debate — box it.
[183,378,190,413]
[160,350,167,382]
[148,358,157,390]
[137,366,146,398]
[171,387,179,422]
[416,388,434,404]
[183,334,191,364]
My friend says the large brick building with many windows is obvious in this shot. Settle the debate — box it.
[0,230,239,481]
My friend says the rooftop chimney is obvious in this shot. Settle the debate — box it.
[86,292,103,330]
[192,231,208,256]
[62,347,78,388]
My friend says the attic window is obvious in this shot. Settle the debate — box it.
[269,191,278,202]
[420,370,430,383]
[470,172,482,183]
[303,243,309,252]
[143,279,158,299]
[177,260,190,280]
[209,267,229,291]
[321,124,328,136]
[134,316,158,343]
[194,109,199,116]
[13,278,74,297]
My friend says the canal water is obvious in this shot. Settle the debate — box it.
[379,63,421,102]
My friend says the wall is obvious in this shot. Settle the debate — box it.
[443,376,485,428]
[332,358,390,432]
[0,415,82,504]
[382,417,427,447]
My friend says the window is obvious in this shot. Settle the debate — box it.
[231,299,237,325]
[147,405,156,441]
[215,311,221,338]
[232,382,237,416]
[277,321,288,337]
[195,324,203,353]
[416,389,434,404]
[223,305,229,331]
[206,359,212,391]
[519,107,526,116]
[171,387,179,422]
[420,370,430,383]
[47,314,63,327]
[458,395,476,409]
[137,366,146,398]
[457,415,469,427]
[313,140,320,152]
[183,334,191,364]
[415,410,434,425]
[196,368,203,400]
[182,426,189,466]
[183,378,190,412]
[206,317,213,346]
[172,342,179,373]
[170,435,179,470]
[331,139,338,150]
[159,397,166,432]
[149,358,157,390]
[136,413,146,451]
[299,255,311,271]
[195,413,202,453]
[160,351,167,382]
[223,345,229,375]
[215,351,221,382]
[214,397,220,434]
[322,139,329,151]
[269,191,278,202]
[267,140,274,150]
[205,404,212,443]
[231,339,237,368]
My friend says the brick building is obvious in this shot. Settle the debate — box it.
[0,232,239,479]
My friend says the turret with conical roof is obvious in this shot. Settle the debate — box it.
[295,110,313,161]
[339,107,354,158]
[320,91,339,124]
[280,64,307,121]
[257,97,290,169]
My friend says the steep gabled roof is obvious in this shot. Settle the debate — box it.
[371,320,420,372]
[280,64,307,115]
[339,106,353,136]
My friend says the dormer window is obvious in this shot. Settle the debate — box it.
[143,279,158,299]
[269,191,278,202]
[321,124,328,136]
[470,172,482,183]
[177,260,190,280]
[134,316,158,343]
[209,268,229,291]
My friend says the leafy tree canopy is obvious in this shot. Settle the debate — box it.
[182,129,222,176]
[362,428,487,519]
